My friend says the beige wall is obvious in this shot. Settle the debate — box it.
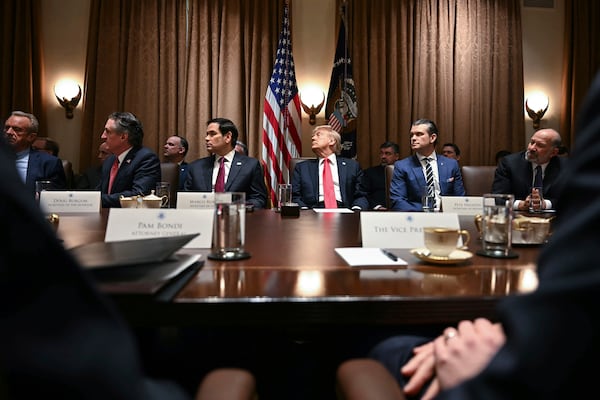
[39,0,564,172]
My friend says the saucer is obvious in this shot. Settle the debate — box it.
[410,248,473,265]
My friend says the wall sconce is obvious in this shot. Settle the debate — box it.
[300,89,326,125]
[525,93,549,130]
[54,80,82,119]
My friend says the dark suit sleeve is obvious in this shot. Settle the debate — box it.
[245,158,268,209]
[349,162,369,210]
[491,157,513,195]
[291,162,311,208]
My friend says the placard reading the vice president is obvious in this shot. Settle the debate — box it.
[40,191,101,213]
[105,208,214,248]
[360,212,461,249]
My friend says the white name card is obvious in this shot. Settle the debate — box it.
[40,191,101,213]
[360,212,461,249]
[105,208,214,248]
[441,196,484,216]
[176,192,215,209]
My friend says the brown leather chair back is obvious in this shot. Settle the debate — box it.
[288,157,313,183]
[461,165,497,196]
[385,164,394,209]
[160,162,179,208]
[62,159,74,189]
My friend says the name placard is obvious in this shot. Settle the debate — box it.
[360,212,461,249]
[176,192,215,209]
[105,208,214,248]
[40,191,101,213]
[441,196,484,216]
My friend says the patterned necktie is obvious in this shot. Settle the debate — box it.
[425,157,436,208]
[108,157,119,194]
[322,158,337,208]
[215,157,226,192]
[533,165,543,188]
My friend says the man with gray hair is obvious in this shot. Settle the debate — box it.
[291,124,368,209]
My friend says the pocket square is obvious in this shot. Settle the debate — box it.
[446,177,455,182]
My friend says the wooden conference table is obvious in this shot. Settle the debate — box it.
[57,208,542,329]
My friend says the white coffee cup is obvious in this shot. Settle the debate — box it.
[423,227,470,257]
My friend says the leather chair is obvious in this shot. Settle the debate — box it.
[288,157,313,183]
[160,162,180,208]
[336,359,405,400]
[196,368,257,400]
[62,159,74,189]
[461,165,497,196]
[385,164,394,209]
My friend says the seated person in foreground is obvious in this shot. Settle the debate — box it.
[362,141,400,210]
[183,117,267,209]
[0,133,256,399]
[4,110,66,197]
[389,119,465,211]
[291,124,368,209]
[98,111,161,208]
[492,128,566,211]
[336,70,600,400]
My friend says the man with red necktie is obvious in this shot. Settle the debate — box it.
[291,125,368,210]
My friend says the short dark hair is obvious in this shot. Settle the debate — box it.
[207,117,239,146]
[175,135,189,156]
[109,111,144,147]
[380,141,399,154]
[442,142,461,156]
[412,118,439,144]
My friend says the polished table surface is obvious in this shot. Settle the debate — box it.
[57,209,542,327]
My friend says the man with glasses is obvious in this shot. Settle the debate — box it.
[3,110,66,198]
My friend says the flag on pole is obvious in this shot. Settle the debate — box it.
[325,4,358,158]
[262,3,302,208]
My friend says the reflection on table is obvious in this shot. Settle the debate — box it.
[56,209,542,327]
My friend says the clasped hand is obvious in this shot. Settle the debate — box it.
[400,318,506,399]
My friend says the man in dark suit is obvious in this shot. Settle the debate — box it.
[337,72,600,400]
[390,119,465,211]
[4,111,66,197]
[183,117,267,209]
[361,141,400,210]
[75,141,111,189]
[163,134,189,190]
[492,128,566,211]
[98,112,161,208]
[291,125,368,209]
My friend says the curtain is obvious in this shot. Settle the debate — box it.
[560,0,600,152]
[80,0,282,171]
[346,0,524,167]
[182,0,283,159]
[80,0,187,170]
[0,0,46,133]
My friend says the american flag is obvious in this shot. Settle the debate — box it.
[261,4,302,208]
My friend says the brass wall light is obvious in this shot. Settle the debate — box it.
[54,80,82,119]
[300,89,326,125]
[525,93,549,130]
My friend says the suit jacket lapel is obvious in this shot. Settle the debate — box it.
[202,156,216,191]
[226,154,242,190]
[337,158,347,202]
[309,159,319,203]
[411,155,426,186]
